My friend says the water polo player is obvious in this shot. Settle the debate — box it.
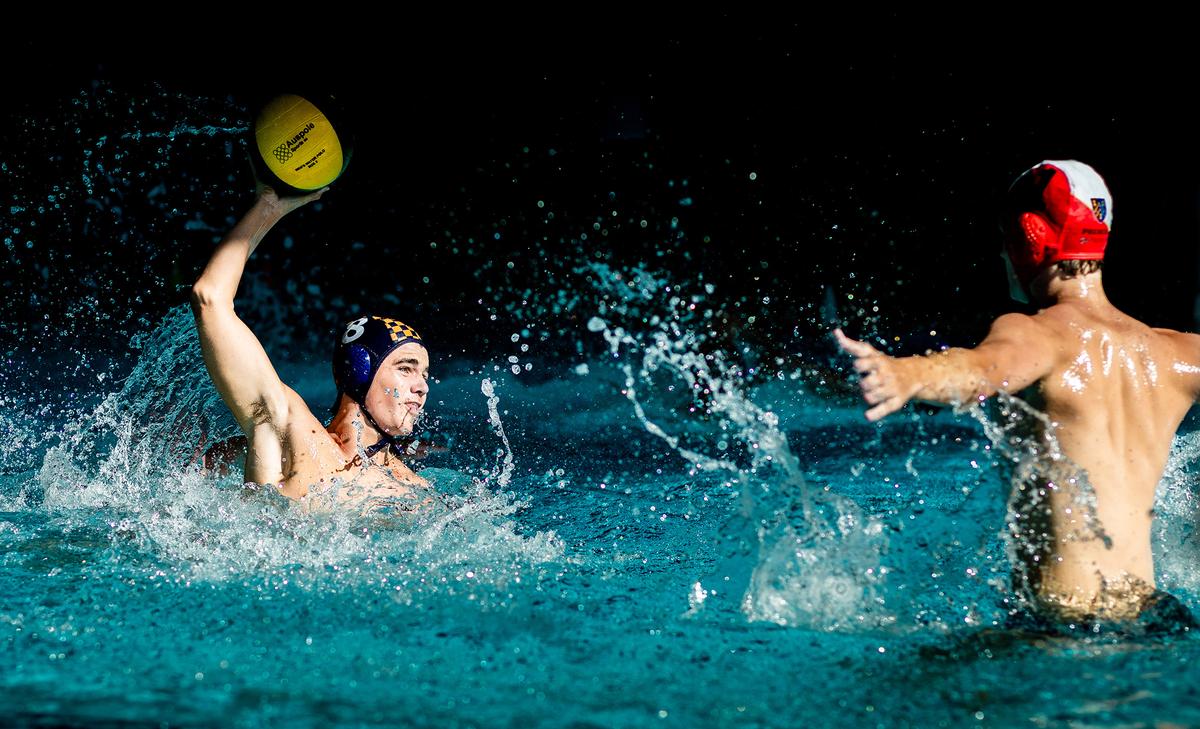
[191,186,432,510]
[837,161,1200,632]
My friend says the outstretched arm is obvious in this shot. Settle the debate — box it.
[834,314,1059,421]
[190,187,325,436]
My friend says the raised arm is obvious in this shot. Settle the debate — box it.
[190,187,325,435]
[835,313,1059,421]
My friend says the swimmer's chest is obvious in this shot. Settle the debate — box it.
[280,431,425,499]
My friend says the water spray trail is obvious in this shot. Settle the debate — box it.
[120,124,248,141]
[585,264,889,630]
[481,378,515,490]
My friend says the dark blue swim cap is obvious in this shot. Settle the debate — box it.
[332,315,424,405]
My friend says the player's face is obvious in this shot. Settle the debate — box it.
[365,342,430,436]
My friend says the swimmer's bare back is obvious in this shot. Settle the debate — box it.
[838,272,1200,618]
[1013,294,1200,613]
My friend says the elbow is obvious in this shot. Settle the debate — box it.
[190,282,231,316]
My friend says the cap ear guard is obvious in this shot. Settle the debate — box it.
[1004,211,1057,284]
[1020,211,1058,261]
[333,343,376,404]
[346,345,374,396]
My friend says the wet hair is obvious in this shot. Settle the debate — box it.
[1051,259,1103,279]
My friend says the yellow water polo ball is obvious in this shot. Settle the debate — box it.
[253,94,346,191]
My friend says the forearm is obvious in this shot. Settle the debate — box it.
[897,348,995,406]
[192,197,284,306]
[839,317,1051,422]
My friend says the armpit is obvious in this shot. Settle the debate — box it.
[248,393,289,428]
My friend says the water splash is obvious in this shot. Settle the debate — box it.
[1153,430,1200,599]
[966,392,1113,607]
[119,124,247,141]
[26,307,562,587]
[586,264,890,631]
[36,306,233,509]
[0,404,44,482]
[481,378,515,489]
[2,79,259,400]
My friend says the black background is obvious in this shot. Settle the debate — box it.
[4,16,1197,380]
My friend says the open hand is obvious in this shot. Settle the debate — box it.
[834,329,917,422]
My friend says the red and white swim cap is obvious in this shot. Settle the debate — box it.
[1005,160,1113,284]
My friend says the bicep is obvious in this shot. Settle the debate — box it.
[192,298,289,434]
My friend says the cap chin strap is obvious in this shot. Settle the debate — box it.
[344,394,414,458]
[1001,250,1031,305]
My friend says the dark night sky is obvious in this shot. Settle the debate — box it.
[4,18,1198,378]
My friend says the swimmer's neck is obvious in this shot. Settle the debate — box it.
[1032,270,1109,308]
[326,397,392,461]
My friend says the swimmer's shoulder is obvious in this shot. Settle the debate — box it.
[1150,326,1200,352]
[1150,328,1200,394]
[275,386,345,464]
[391,460,430,488]
[987,311,1048,335]
[1146,325,1200,359]
[1023,303,1089,333]
[986,311,1064,353]
[1025,302,1123,344]
[277,384,327,432]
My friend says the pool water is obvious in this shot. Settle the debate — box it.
[4,300,1200,728]
[4,77,1200,729]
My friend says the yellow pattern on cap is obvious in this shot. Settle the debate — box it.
[372,316,421,343]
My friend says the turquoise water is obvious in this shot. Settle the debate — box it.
[5,79,1200,728]
[4,303,1200,727]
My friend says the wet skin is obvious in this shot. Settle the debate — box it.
[837,270,1200,619]
[191,188,431,511]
